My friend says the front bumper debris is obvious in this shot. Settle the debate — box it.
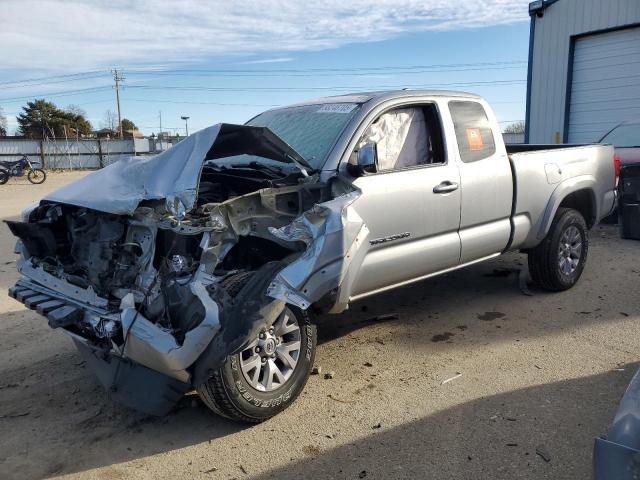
[10,279,90,328]
[72,337,190,416]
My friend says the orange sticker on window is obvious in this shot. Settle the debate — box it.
[466,128,484,151]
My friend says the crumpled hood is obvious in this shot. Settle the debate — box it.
[43,123,309,216]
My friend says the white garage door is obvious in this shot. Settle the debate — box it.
[568,26,640,143]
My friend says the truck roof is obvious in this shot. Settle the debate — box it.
[287,89,482,107]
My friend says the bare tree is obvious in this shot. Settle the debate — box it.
[66,104,87,117]
[0,107,7,136]
[101,110,118,132]
[503,120,525,134]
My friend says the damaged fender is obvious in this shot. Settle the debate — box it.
[267,189,370,312]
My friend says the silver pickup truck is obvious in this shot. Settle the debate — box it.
[7,90,616,422]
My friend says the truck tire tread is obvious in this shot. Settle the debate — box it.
[528,207,588,292]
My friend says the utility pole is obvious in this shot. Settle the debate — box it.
[112,69,124,138]
[181,116,190,136]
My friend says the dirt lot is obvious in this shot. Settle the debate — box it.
[0,171,638,480]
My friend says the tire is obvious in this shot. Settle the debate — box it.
[0,170,8,185]
[27,169,46,184]
[528,208,588,291]
[197,305,316,423]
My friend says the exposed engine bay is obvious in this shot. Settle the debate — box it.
[6,123,369,415]
[9,165,332,343]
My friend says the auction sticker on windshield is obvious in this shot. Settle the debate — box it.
[317,104,357,114]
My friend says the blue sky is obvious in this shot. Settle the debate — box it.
[0,1,531,136]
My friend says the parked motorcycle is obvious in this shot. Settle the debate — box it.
[0,155,46,185]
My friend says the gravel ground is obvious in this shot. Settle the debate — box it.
[0,171,638,480]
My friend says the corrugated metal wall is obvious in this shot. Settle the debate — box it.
[0,138,142,169]
[528,0,640,143]
[568,27,640,142]
[502,132,525,144]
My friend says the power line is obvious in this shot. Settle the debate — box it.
[0,61,526,88]
[126,60,526,75]
[126,64,527,78]
[0,70,106,87]
[0,86,113,103]
[122,79,525,93]
[125,98,279,107]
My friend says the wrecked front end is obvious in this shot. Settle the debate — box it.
[7,123,367,416]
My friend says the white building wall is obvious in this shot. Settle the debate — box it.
[527,0,640,143]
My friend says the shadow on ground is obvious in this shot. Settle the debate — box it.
[0,229,636,478]
[252,365,636,480]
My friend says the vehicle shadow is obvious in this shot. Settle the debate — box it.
[252,364,638,480]
[0,227,635,478]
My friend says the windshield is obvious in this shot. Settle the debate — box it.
[600,122,640,147]
[245,103,361,170]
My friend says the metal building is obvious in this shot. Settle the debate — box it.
[526,0,640,144]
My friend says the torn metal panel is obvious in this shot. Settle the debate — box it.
[43,124,311,216]
[72,337,190,416]
[17,259,109,308]
[119,281,221,383]
[266,190,369,311]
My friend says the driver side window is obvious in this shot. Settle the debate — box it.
[357,104,445,172]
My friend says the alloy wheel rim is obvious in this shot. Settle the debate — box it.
[558,225,582,275]
[239,308,302,392]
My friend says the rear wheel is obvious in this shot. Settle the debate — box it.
[27,168,46,184]
[528,208,588,291]
[197,306,316,423]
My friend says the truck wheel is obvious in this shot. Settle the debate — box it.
[528,208,588,291]
[197,306,316,423]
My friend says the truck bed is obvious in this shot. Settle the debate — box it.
[506,143,616,251]
[506,144,590,154]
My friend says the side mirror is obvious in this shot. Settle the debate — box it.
[348,143,377,176]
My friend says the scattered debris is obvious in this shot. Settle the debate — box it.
[372,423,381,429]
[578,311,591,315]
[505,417,517,422]
[325,434,334,439]
[0,383,19,390]
[534,364,542,370]
[363,362,373,367]
[374,337,386,345]
[455,325,468,331]
[483,268,515,278]
[239,464,248,474]
[506,443,518,447]
[620,312,630,317]
[368,313,399,322]
[203,467,218,474]
[324,371,335,380]
[0,411,30,419]
[303,445,321,456]
[477,312,506,321]
[441,373,463,385]
[536,445,552,463]
[359,470,367,478]
[518,268,534,296]
[311,366,322,375]
[431,332,454,342]
[614,368,626,372]
[327,394,355,404]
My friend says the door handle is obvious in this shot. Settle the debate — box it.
[433,181,459,194]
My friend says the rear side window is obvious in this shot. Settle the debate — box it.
[449,101,496,163]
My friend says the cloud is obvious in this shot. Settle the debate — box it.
[239,57,295,64]
[1,0,530,73]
